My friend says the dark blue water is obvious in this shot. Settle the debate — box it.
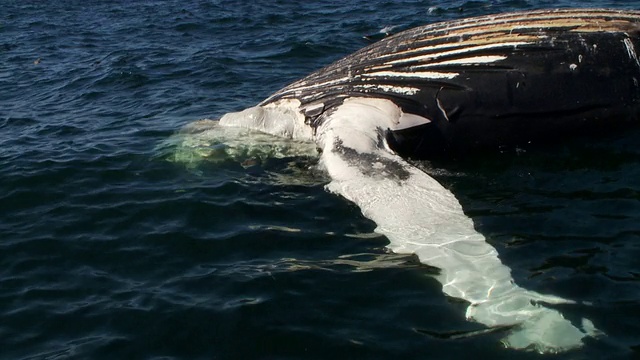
[2,1,640,359]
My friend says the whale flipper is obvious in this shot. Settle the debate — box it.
[316,97,592,353]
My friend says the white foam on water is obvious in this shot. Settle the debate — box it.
[192,97,598,353]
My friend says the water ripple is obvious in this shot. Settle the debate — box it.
[2,0,640,359]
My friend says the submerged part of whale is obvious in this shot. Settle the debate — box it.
[184,8,640,353]
[261,8,640,158]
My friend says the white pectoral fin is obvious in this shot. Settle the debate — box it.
[318,98,596,353]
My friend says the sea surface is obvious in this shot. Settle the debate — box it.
[2,1,640,359]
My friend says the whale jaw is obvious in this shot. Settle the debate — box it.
[219,99,313,141]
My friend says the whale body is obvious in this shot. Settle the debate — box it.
[184,9,640,353]
[262,8,640,158]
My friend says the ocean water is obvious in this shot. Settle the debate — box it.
[2,1,640,359]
